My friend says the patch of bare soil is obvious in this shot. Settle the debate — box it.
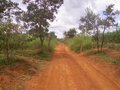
[0,57,40,90]
[82,49,120,88]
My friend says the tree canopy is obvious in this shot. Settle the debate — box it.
[22,0,63,47]
[64,28,77,38]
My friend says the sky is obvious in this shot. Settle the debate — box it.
[13,0,120,38]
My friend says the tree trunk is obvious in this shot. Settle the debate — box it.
[48,39,51,51]
[40,37,44,48]
[96,37,99,52]
[96,28,100,52]
[101,26,106,52]
[80,40,83,52]
[6,32,9,61]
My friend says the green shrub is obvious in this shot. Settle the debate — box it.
[65,35,94,52]
[27,38,41,48]
[27,38,57,50]
[38,50,51,60]
[17,38,57,60]
[105,43,120,50]
[0,54,25,65]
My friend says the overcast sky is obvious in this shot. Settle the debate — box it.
[13,0,120,38]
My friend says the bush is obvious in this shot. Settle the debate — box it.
[27,38,41,49]
[105,30,120,43]
[65,35,94,52]
[27,38,57,51]
[0,54,24,65]
[105,43,120,50]
[18,38,57,59]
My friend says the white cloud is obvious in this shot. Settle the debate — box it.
[12,0,120,38]
[49,0,120,38]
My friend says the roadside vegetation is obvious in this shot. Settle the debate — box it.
[64,35,93,52]
[0,0,120,89]
[64,4,120,65]
[0,0,63,89]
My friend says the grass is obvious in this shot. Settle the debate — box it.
[0,37,57,89]
[111,56,120,64]
[97,55,120,64]
[0,55,49,90]
[64,35,94,53]
[16,84,25,90]
[85,49,108,56]
[105,43,120,50]
[0,54,26,66]
[16,38,57,60]
[85,49,120,64]
[0,84,25,90]
[38,50,51,60]
[27,38,57,50]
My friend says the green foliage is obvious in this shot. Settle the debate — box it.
[105,43,120,50]
[0,0,21,21]
[93,30,120,50]
[0,19,28,61]
[27,38,57,50]
[38,51,51,60]
[79,5,119,52]
[17,37,57,59]
[64,28,77,38]
[23,0,63,47]
[65,35,93,52]
[86,50,120,64]
[96,54,120,64]
[79,8,99,35]
[27,38,41,48]
[0,54,24,65]
[85,49,108,56]
[104,30,120,43]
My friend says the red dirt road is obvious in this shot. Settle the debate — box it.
[26,43,120,90]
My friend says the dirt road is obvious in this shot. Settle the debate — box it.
[26,43,120,90]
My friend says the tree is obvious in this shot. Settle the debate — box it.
[0,0,22,21]
[0,19,20,61]
[63,31,68,38]
[22,0,63,48]
[79,5,119,52]
[79,8,101,52]
[0,0,22,62]
[79,24,88,36]
[64,28,77,38]
[100,4,119,51]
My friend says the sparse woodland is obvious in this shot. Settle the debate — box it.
[64,4,120,53]
[0,0,120,89]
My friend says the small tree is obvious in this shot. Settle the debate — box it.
[79,5,119,52]
[64,28,77,38]
[0,19,19,60]
[100,4,119,51]
[63,31,68,38]
[22,0,63,48]
[79,8,101,52]
[79,25,87,36]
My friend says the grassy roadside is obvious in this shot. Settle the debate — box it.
[85,49,120,65]
[0,38,57,90]
[0,56,50,90]
[63,35,120,65]
[64,35,94,53]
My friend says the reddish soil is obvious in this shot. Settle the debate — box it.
[84,49,120,88]
[0,57,38,90]
[25,43,120,90]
